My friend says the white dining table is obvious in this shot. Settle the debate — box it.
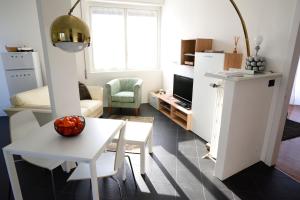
[2,118,125,200]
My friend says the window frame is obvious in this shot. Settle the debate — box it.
[82,1,161,73]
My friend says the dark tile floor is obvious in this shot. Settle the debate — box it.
[277,105,300,182]
[1,104,300,200]
[277,137,300,182]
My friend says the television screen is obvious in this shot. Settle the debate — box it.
[173,74,193,104]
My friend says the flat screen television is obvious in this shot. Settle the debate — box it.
[173,74,193,106]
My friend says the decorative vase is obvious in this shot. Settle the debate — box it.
[245,36,266,72]
[245,56,266,72]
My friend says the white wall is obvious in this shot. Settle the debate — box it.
[86,0,164,5]
[289,57,300,105]
[0,63,9,116]
[0,0,46,116]
[161,0,298,92]
[262,5,300,165]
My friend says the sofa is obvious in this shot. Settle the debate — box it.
[5,85,103,125]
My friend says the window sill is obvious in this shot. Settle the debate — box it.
[88,68,162,74]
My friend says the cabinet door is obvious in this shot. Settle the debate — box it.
[5,69,38,96]
[1,52,36,69]
[191,53,224,142]
[210,87,224,158]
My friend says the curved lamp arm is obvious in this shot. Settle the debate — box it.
[229,0,251,57]
[68,0,81,15]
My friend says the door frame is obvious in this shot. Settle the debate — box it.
[263,1,300,166]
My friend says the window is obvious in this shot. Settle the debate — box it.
[88,4,160,72]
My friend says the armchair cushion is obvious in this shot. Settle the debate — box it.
[112,91,134,103]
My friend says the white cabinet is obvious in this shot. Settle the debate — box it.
[2,52,40,69]
[1,52,42,96]
[191,54,283,180]
[206,72,282,180]
[191,53,225,142]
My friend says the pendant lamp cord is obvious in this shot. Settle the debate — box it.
[68,0,81,15]
[67,0,88,79]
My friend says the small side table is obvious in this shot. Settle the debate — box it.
[114,121,153,174]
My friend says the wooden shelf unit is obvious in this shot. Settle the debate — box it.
[181,38,213,66]
[154,93,192,130]
[181,38,243,69]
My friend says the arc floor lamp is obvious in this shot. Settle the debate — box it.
[229,0,251,57]
[49,0,250,56]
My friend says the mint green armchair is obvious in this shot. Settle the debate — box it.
[106,78,143,115]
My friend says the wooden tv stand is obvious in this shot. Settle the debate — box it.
[153,93,192,130]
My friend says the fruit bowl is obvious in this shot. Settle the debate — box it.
[54,116,85,137]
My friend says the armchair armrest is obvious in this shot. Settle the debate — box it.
[106,79,121,107]
[133,79,143,105]
[134,79,143,89]
[86,85,103,101]
[106,79,121,96]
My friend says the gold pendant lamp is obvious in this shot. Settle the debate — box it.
[50,0,90,52]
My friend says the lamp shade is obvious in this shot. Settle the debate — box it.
[50,15,91,52]
[254,35,263,46]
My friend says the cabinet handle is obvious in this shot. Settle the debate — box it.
[209,83,221,88]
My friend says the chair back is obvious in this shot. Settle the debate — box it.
[10,110,40,142]
[119,78,139,91]
[114,120,127,171]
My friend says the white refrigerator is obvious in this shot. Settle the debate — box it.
[1,52,43,96]
[192,52,225,158]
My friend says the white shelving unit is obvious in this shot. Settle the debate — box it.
[1,52,43,96]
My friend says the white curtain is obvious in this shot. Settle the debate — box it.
[290,57,300,105]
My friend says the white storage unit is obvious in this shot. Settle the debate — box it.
[149,92,159,110]
[191,53,225,142]
[1,52,43,96]
[204,72,282,180]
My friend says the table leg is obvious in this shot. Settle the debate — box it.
[89,160,100,200]
[61,161,76,173]
[148,128,153,154]
[3,151,23,200]
[140,144,146,174]
[122,160,126,181]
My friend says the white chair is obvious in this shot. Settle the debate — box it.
[9,110,64,200]
[67,120,135,199]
